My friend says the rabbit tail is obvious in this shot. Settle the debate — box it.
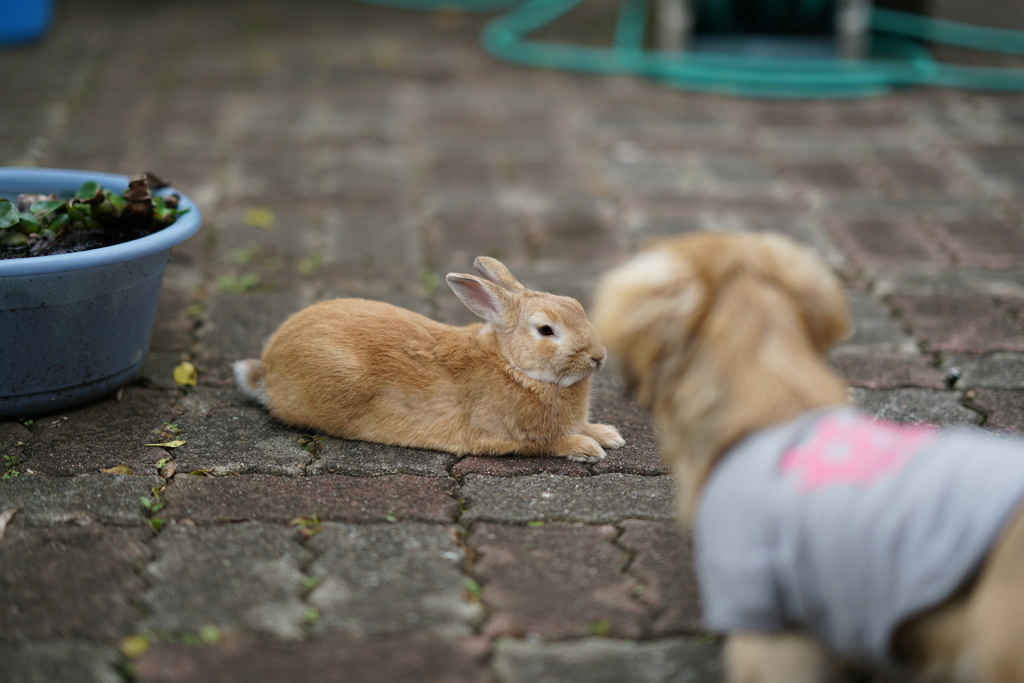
[233,358,269,407]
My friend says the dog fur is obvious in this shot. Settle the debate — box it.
[593,232,1024,682]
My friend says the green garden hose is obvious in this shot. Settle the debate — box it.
[360,0,1024,97]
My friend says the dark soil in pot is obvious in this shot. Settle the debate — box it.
[0,172,189,259]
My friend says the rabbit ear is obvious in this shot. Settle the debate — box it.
[447,273,514,323]
[473,257,525,292]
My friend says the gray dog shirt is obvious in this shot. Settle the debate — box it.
[696,407,1024,661]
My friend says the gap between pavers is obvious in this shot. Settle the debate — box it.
[617,520,704,636]
[160,472,459,524]
[133,632,494,683]
[307,439,457,478]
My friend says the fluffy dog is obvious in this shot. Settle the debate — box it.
[593,232,1024,682]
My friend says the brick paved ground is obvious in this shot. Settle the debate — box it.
[2,0,1024,681]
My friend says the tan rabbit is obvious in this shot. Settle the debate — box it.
[594,232,1024,683]
[233,256,624,462]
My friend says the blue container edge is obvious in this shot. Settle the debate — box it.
[0,167,202,418]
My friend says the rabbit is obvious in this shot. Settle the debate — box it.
[233,256,624,462]
[592,231,1024,683]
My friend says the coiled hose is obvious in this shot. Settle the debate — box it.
[362,0,1024,97]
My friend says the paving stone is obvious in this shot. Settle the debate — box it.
[782,159,875,194]
[141,522,311,638]
[172,407,311,476]
[590,390,667,476]
[134,633,494,683]
[698,151,780,187]
[827,218,951,267]
[318,204,422,268]
[212,196,331,264]
[618,521,703,635]
[875,155,970,199]
[422,207,530,271]
[451,455,590,479]
[725,213,847,269]
[460,474,677,525]
[17,388,176,476]
[970,390,1024,433]
[825,197,996,220]
[223,146,410,199]
[172,387,245,416]
[312,274,430,316]
[493,637,723,683]
[837,291,917,354]
[528,202,624,263]
[965,143,1024,190]
[871,267,1024,298]
[607,158,688,195]
[195,289,314,386]
[0,640,121,683]
[0,420,32,447]
[929,217,1024,268]
[307,522,480,636]
[470,523,647,639]
[889,295,1024,352]
[162,473,458,524]
[0,473,163,526]
[139,350,190,391]
[149,289,196,355]
[308,439,457,478]
[829,353,946,389]
[851,388,981,426]
[0,526,151,641]
[946,353,1024,389]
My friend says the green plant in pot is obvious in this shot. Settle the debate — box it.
[0,168,202,418]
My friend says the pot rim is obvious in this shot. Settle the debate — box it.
[0,167,202,277]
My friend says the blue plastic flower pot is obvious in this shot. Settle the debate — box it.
[0,0,52,45]
[0,168,202,418]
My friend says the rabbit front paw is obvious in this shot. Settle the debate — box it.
[561,435,607,463]
[584,423,625,449]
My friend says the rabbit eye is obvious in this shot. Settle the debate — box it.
[537,325,554,337]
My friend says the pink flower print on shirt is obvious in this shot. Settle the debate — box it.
[781,415,936,492]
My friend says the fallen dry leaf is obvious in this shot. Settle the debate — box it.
[243,207,276,229]
[173,361,198,387]
[145,440,186,448]
[0,508,20,541]
[120,634,150,659]
[101,465,134,475]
